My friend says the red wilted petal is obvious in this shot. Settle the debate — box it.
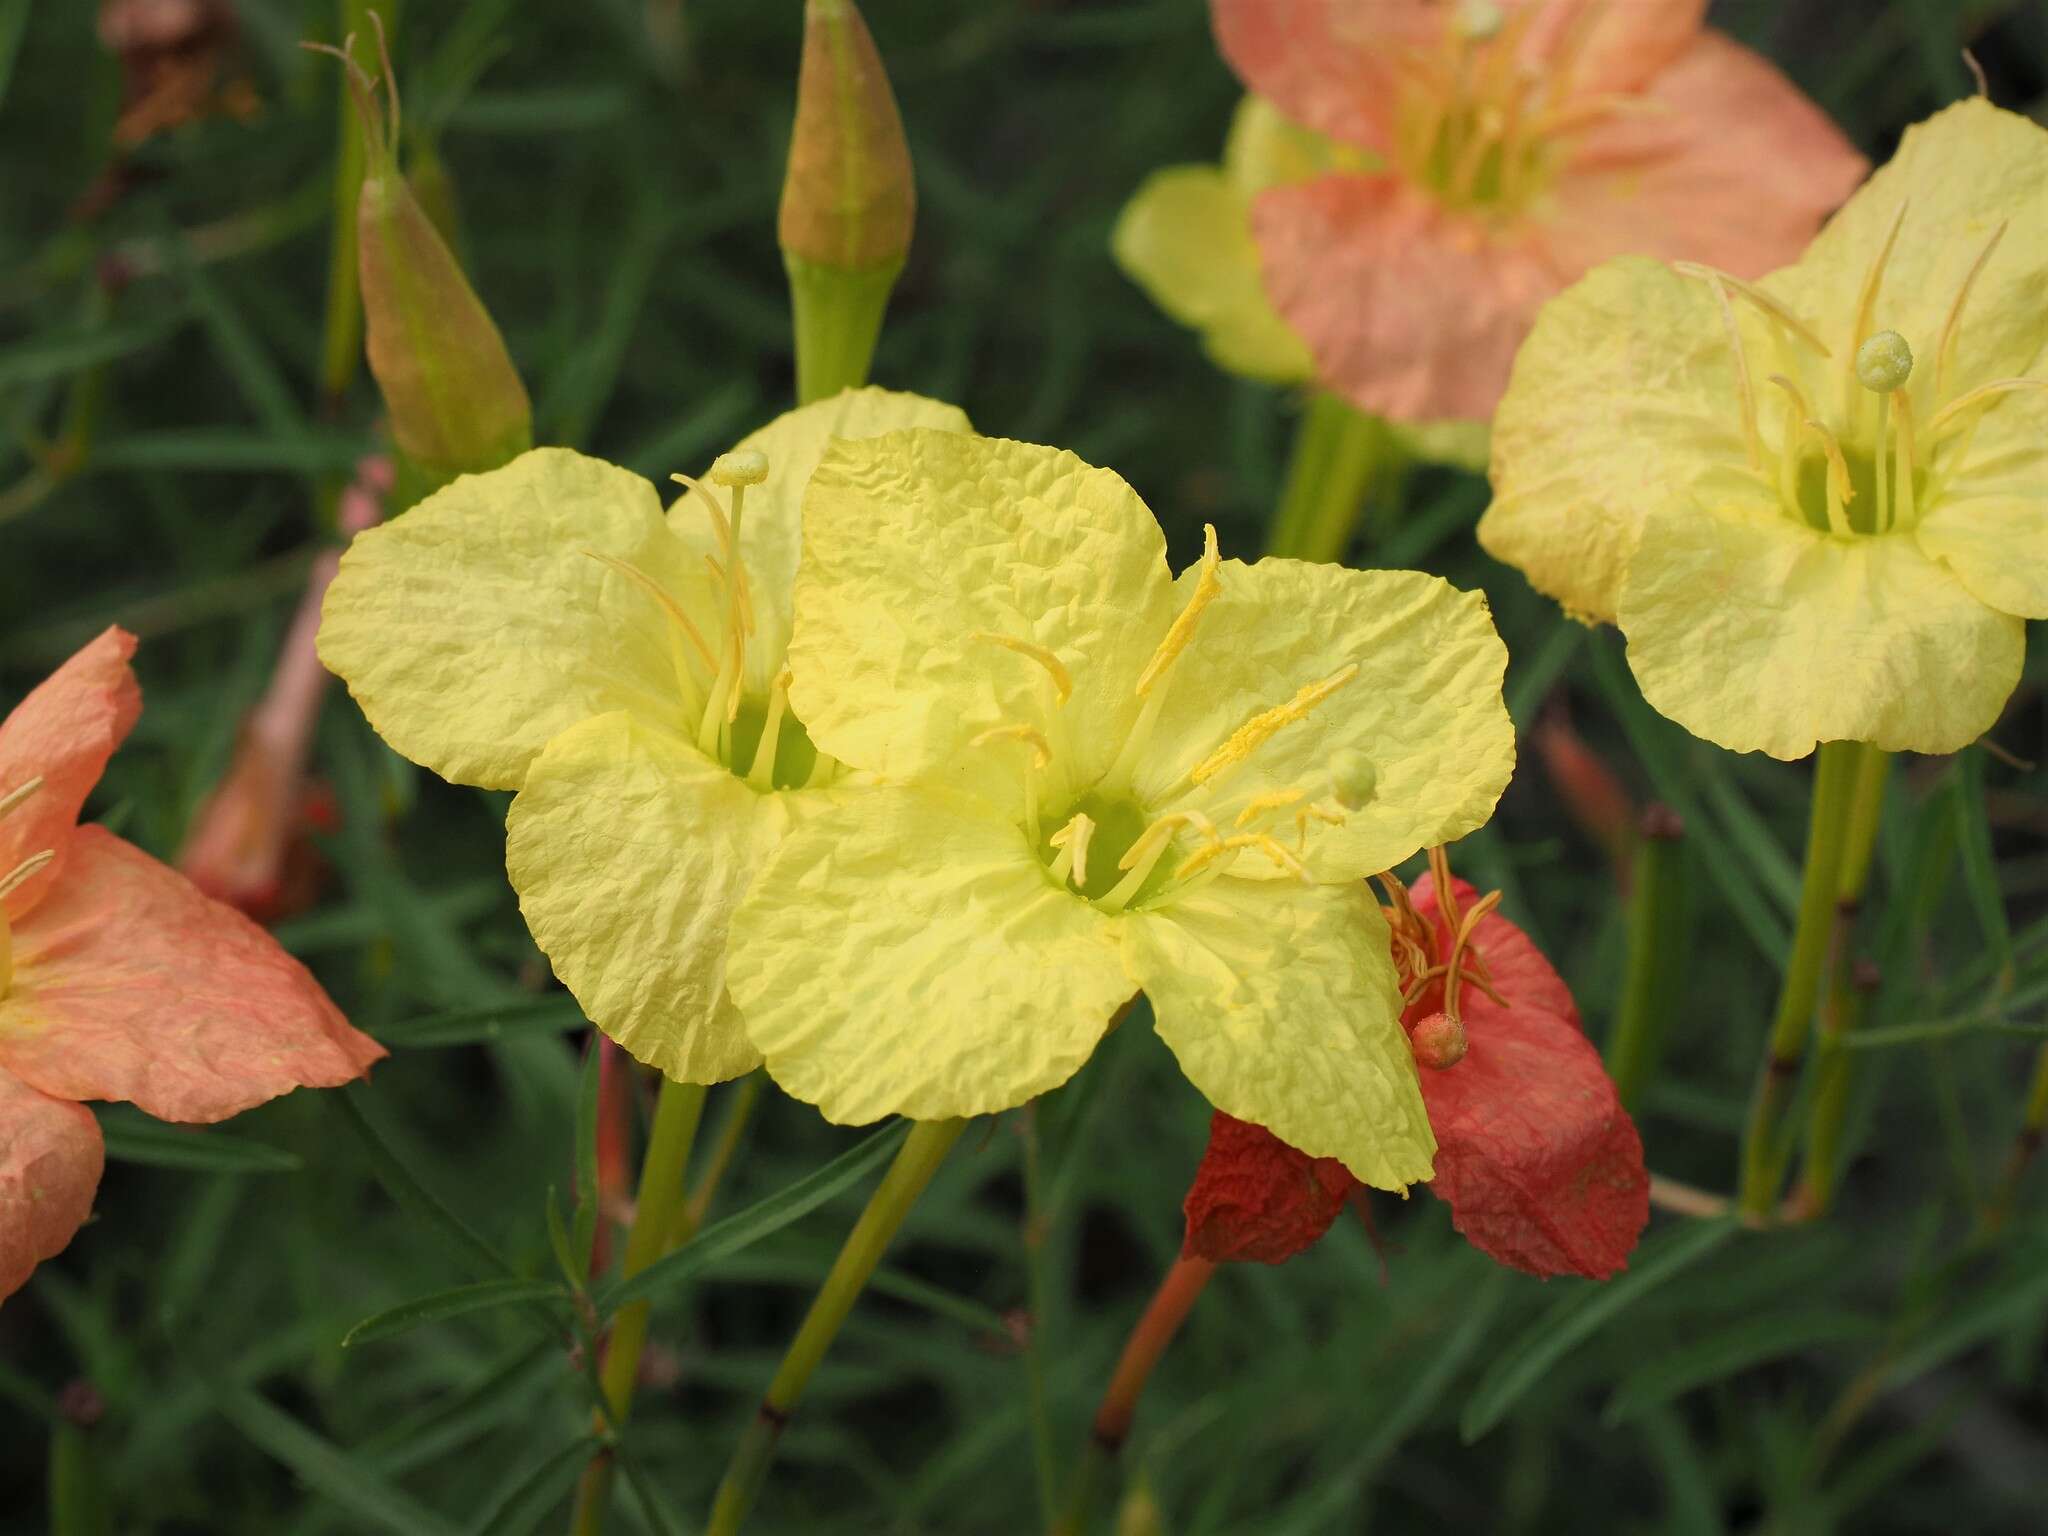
[1210,0,1432,156]
[1251,174,1560,422]
[1418,999,1647,1278]
[0,628,141,919]
[1183,1111,1356,1265]
[1543,31,1867,282]
[1408,873,1578,1028]
[0,827,383,1124]
[0,1068,104,1302]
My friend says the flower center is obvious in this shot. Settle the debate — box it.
[589,451,842,793]
[1680,210,2047,540]
[973,528,1379,915]
[1391,0,1632,220]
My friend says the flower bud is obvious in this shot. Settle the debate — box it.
[1409,1010,1468,1070]
[779,0,914,274]
[343,29,530,498]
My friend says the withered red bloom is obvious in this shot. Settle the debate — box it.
[1182,872,1647,1279]
[1,630,384,1301]
[1209,0,1867,422]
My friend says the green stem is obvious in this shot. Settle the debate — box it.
[669,1070,765,1250]
[786,253,900,406]
[1738,741,1861,1220]
[706,1118,967,1536]
[1050,1253,1215,1536]
[319,0,385,415]
[568,1076,707,1536]
[1793,745,1891,1217]
[1606,804,1686,1111]
[1264,392,1390,562]
[1020,1104,1058,1527]
[1981,1043,2048,1237]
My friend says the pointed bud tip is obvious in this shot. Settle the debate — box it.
[779,0,914,272]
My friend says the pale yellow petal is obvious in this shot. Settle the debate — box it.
[505,712,779,1084]
[1480,255,1758,624]
[1127,878,1433,1192]
[319,448,705,790]
[1915,384,2048,619]
[788,429,1180,802]
[726,786,1133,1123]
[1619,502,2023,759]
[1112,164,1313,385]
[667,388,972,696]
[1129,559,1512,880]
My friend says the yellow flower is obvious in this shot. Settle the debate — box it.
[1114,95,1488,472]
[317,387,969,1081]
[724,429,1513,1190]
[1481,99,2048,760]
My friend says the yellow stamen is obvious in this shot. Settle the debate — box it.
[1190,664,1361,788]
[1233,788,1306,828]
[747,669,793,792]
[1135,524,1222,698]
[969,721,1053,771]
[1673,263,1832,359]
[1765,375,1814,519]
[0,849,55,903]
[1935,221,2007,400]
[1926,377,2048,441]
[1048,811,1097,890]
[1891,388,1918,529]
[1845,197,1909,416]
[581,550,718,676]
[1802,419,1855,536]
[670,473,732,556]
[1171,832,1308,885]
[974,633,1073,705]
[0,776,44,823]
[1696,272,1762,470]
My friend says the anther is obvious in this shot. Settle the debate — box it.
[1673,265,1833,359]
[0,776,44,822]
[1189,664,1360,788]
[1698,273,1762,470]
[582,550,718,675]
[1802,419,1855,536]
[1234,789,1305,829]
[1136,525,1222,698]
[969,722,1053,771]
[975,633,1073,705]
[1927,377,2048,441]
[1048,812,1097,890]
[709,449,769,488]
[1935,222,2006,398]
[0,849,55,903]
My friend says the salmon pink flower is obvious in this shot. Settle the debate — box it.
[1182,864,1647,1277]
[1,629,384,1301]
[1209,0,1866,423]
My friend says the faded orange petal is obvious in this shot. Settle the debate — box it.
[0,1067,103,1302]
[1543,31,1867,280]
[0,827,383,1123]
[1182,1110,1355,1265]
[1520,0,1705,96]
[1211,0,1432,156]
[1252,173,1558,421]
[0,628,140,919]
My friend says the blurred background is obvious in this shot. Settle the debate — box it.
[5,1,2048,1531]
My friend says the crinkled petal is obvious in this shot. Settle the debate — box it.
[788,430,1180,802]
[1211,0,1427,156]
[1252,174,1562,422]
[668,388,973,698]
[1418,1000,1647,1278]
[1181,1110,1354,1265]
[0,828,383,1123]
[727,787,1133,1124]
[1915,385,2048,619]
[1619,503,2023,759]
[1134,560,1512,882]
[319,447,706,790]
[0,628,140,918]
[1129,878,1433,1191]
[1480,255,1755,624]
[0,1069,103,1303]
[1767,99,2048,386]
[1113,165,1313,385]
[505,713,778,1086]
[1544,32,1865,281]
[1409,874,1577,1027]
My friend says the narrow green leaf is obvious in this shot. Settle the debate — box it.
[615,1441,687,1536]
[1637,1405,1728,1536]
[1956,749,2014,993]
[545,1187,583,1294]
[1503,618,1582,732]
[1841,1015,2048,1052]
[168,230,305,438]
[375,996,586,1049]
[573,1038,603,1273]
[462,1436,599,1536]
[0,0,32,111]
[1880,1253,2048,1390]
[97,1110,301,1174]
[0,319,181,389]
[90,429,366,472]
[342,1279,568,1349]
[1604,1309,1881,1424]
[598,1121,909,1312]
[1461,1217,1740,1442]
[332,1087,514,1279]
[205,1375,464,1536]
